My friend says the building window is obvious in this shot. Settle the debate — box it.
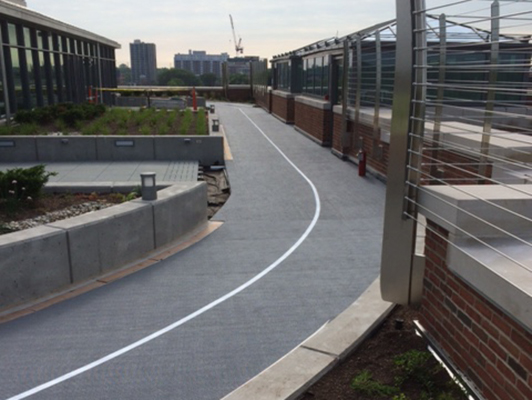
[7,23,18,46]
[302,56,330,98]
[275,61,290,91]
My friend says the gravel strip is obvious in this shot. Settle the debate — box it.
[2,201,114,232]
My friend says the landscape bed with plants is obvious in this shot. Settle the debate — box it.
[0,164,140,235]
[301,306,469,400]
[0,102,208,136]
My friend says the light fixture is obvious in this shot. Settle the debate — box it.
[140,172,157,201]
[212,118,220,132]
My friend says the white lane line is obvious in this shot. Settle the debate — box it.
[6,107,321,400]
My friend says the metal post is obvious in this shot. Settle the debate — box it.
[373,29,382,139]
[340,39,350,150]
[97,43,103,105]
[0,25,12,123]
[355,36,362,128]
[430,14,447,181]
[406,1,428,217]
[380,0,426,305]
[478,0,500,179]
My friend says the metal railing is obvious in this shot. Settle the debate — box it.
[381,0,532,305]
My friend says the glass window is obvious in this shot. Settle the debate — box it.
[10,48,24,109]
[276,61,291,90]
[0,74,4,117]
[50,54,58,103]
[25,49,36,107]
[23,27,31,48]
[39,51,48,105]
[322,57,329,97]
[36,31,44,49]
[8,23,18,46]
[56,35,62,52]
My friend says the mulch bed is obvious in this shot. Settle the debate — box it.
[0,193,121,223]
[300,306,468,400]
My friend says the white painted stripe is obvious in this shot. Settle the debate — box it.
[6,107,321,400]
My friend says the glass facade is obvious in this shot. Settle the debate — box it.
[275,61,290,90]
[0,16,118,117]
[302,56,329,98]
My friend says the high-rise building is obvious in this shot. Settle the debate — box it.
[174,50,229,79]
[228,56,260,76]
[0,0,120,117]
[130,40,157,85]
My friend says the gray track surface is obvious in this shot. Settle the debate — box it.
[0,103,386,400]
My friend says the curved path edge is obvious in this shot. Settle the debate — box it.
[222,277,395,400]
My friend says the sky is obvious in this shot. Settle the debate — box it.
[27,0,397,67]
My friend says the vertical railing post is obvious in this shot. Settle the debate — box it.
[340,39,351,150]
[380,0,426,305]
[373,30,382,158]
[430,14,447,181]
[355,36,363,149]
[478,0,500,179]
[406,1,428,217]
[373,30,382,138]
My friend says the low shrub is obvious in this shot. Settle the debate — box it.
[0,165,57,201]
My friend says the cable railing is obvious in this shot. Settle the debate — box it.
[407,0,532,290]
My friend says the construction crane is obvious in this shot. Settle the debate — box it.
[229,14,243,56]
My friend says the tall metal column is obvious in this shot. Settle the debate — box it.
[0,26,11,122]
[380,0,426,305]
[478,0,500,179]
[429,14,447,181]
[340,39,350,150]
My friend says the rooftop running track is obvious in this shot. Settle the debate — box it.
[0,103,386,400]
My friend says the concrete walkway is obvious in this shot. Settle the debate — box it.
[0,103,387,400]
[0,160,199,183]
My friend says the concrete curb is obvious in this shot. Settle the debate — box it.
[0,181,208,310]
[222,277,395,400]
[0,221,224,325]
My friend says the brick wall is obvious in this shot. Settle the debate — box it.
[253,88,271,113]
[421,220,532,400]
[272,94,295,124]
[421,148,493,185]
[338,118,389,177]
[226,87,253,103]
[294,101,332,146]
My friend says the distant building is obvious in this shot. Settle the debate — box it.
[130,40,157,85]
[174,50,229,78]
[0,0,120,117]
[228,56,259,76]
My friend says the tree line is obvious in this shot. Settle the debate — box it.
[117,64,249,86]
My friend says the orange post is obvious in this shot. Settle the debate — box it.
[192,87,197,111]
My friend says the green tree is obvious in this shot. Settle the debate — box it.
[157,68,202,87]
[200,73,218,86]
[229,73,250,84]
[167,78,185,86]
[117,64,131,85]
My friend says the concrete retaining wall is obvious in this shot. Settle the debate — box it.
[0,181,208,309]
[0,136,224,166]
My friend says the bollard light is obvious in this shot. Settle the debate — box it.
[140,172,157,201]
[212,118,220,132]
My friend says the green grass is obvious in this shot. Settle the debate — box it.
[4,106,203,136]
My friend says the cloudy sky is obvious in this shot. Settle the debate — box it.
[28,0,396,67]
